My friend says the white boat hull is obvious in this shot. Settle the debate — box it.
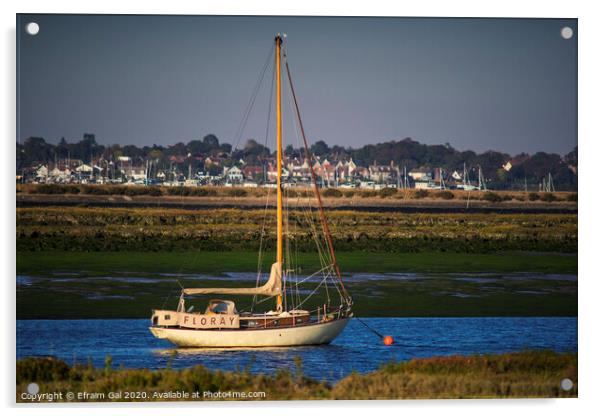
[149,318,349,348]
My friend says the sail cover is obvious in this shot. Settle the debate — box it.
[182,262,282,296]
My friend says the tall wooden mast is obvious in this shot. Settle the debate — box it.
[275,35,283,312]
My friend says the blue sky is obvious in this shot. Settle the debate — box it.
[17,15,577,155]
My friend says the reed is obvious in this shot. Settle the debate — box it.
[16,351,577,401]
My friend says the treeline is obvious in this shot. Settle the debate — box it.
[17,134,578,190]
[306,138,577,192]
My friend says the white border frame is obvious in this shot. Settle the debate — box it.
[3,1,599,415]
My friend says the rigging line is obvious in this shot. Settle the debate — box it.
[286,141,329,271]
[291,212,300,310]
[283,55,350,302]
[290,264,333,288]
[257,187,272,274]
[294,211,303,308]
[303,195,331,273]
[262,53,276,151]
[325,267,344,300]
[283,81,334,310]
[294,275,329,310]
[286,158,327,268]
[300,203,329,273]
[254,293,278,305]
[251,185,272,312]
[231,45,274,153]
[284,90,331,274]
[286,125,327,269]
[251,62,276,313]
[284,188,291,312]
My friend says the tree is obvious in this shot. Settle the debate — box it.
[202,134,220,149]
[311,140,330,157]
[56,137,69,159]
[21,137,53,165]
[122,144,145,159]
[187,140,205,155]
[565,146,577,167]
[243,139,270,164]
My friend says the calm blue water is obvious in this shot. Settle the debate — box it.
[16,317,576,383]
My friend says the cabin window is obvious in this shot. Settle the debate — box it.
[210,302,229,314]
[164,314,171,320]
[152,316,158,325]
[273,319,279,326]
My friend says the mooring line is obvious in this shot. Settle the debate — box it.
[354,317,419,355]
[355,317,385,338]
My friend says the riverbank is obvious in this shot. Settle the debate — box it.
[16,350,577,401]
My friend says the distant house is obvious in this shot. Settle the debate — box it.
[267,163,290,181]
[355,167,370,179]
[49,166,72,181]
[312,159,335,183]
[369,161,397,183]
[409,168,432,181]
[120,166,146,181]
[334,158,358,183]
[242,165,264,180]
[287,158,312,180]
[414,180,432,190]
[35,165,48,179]
[75,163,93,173]
[224,166,243,182]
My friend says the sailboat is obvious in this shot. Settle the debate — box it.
[149,35,353,347]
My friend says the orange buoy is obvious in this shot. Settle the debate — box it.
[383,335,394,346]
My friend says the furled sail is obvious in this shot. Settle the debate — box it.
[182,262,282,296]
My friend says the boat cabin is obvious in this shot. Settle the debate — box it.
[205,299,238,315]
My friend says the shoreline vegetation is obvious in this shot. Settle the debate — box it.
[17,185,577,214]
[16,351,577,401]
[17,206,577,253]
[17,183,578,203]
